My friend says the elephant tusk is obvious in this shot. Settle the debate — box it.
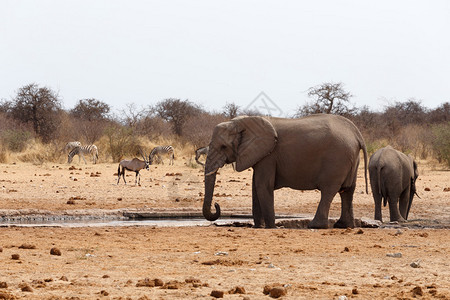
[415,191,421,199]
[205,169,218,176]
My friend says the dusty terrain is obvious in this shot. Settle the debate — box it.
[0,157,449,299]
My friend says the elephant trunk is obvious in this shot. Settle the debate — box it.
[203,171,221,221]
[202,150,223,221]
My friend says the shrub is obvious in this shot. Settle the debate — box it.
[1,129,32,152]
[431,122,450,167]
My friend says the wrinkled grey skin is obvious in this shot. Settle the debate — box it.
[369,146,419,222]
[203,114,368,229]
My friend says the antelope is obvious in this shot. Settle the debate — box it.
[117,149,151,186]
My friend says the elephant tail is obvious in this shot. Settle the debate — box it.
[377,165,388,207]
[358,136,369,194]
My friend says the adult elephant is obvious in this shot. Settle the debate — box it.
[202,114,368,229]
[368,146,419,222]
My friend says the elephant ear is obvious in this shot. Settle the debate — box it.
[233,116,278,172]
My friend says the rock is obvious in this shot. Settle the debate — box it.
[50,248,62,256]
[11,254,20,260]
[424,187,431,191]
[229,286,246,294]
[338,296,348,300]
[355,229,364,234]
[59,276,69,281]
[0,282,7,288]
[0,246,2,252]
[410,261,421,268]
[386,253,402,258]
[18,244,36,249]
[19,283,33,292]
[411,286,423,296]
[100,290,109,296]
[352,288,358,294]
[210,290,224,298]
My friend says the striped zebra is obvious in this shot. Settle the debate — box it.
[68,144,99,164]
[64,141,81,152]
[195,146,209,166]
[149,145,174,165]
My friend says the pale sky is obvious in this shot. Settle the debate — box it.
[1,0,449,117]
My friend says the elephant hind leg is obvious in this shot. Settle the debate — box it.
[308,188,339,229]
[334,185,356,228]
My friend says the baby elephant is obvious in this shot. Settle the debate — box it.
[369,146,419,222]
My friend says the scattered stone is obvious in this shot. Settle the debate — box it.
[269,287,287,298]
[164,281,181,289]
[11,254,20,260]
[44,278,53,282]
[0,247,3,252]
[344,247,350,252]
[67,200,76,205]
[356,229,364,234]
[229,286,246,294]
[19,244,36,249]
[136,278,155,287]
[31,280,46,288]
[19,283,33,292]
[0,282,7,288]
[424,187,431,191]
[59,276,68,281]
[102,275,110,278]
[338,296,348,300]
[100,290,109,296]
[0,291,16,299]
[352,288,358,294]
[50,248,62,256]
[210,290,224,298]
[154,278,164,286]
[411,286,423,296]
[410,261,421,268]
[386,253,402,258]
[394,229,403,235]
[443,187,450,192]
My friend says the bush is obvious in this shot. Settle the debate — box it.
[431,122,450,167]
[1,129,32,152]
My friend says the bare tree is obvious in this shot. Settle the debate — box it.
[71,98,110,121]
[222,102,240,119]
[154,98,202,136]
[6,83,62,142]
[296,82,355,117]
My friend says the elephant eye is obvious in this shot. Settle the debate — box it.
[220,145,226,150]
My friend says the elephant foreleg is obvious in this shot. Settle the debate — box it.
[252,168,276,229]
[334,185,356,228]
[252,175,264,228]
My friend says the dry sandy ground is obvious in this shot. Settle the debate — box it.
[0,158,449,299]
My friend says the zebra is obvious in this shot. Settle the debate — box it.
[64,141,81,153]
[149,145,174,165]
[195,146,209,166]
[68,144,99,164]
